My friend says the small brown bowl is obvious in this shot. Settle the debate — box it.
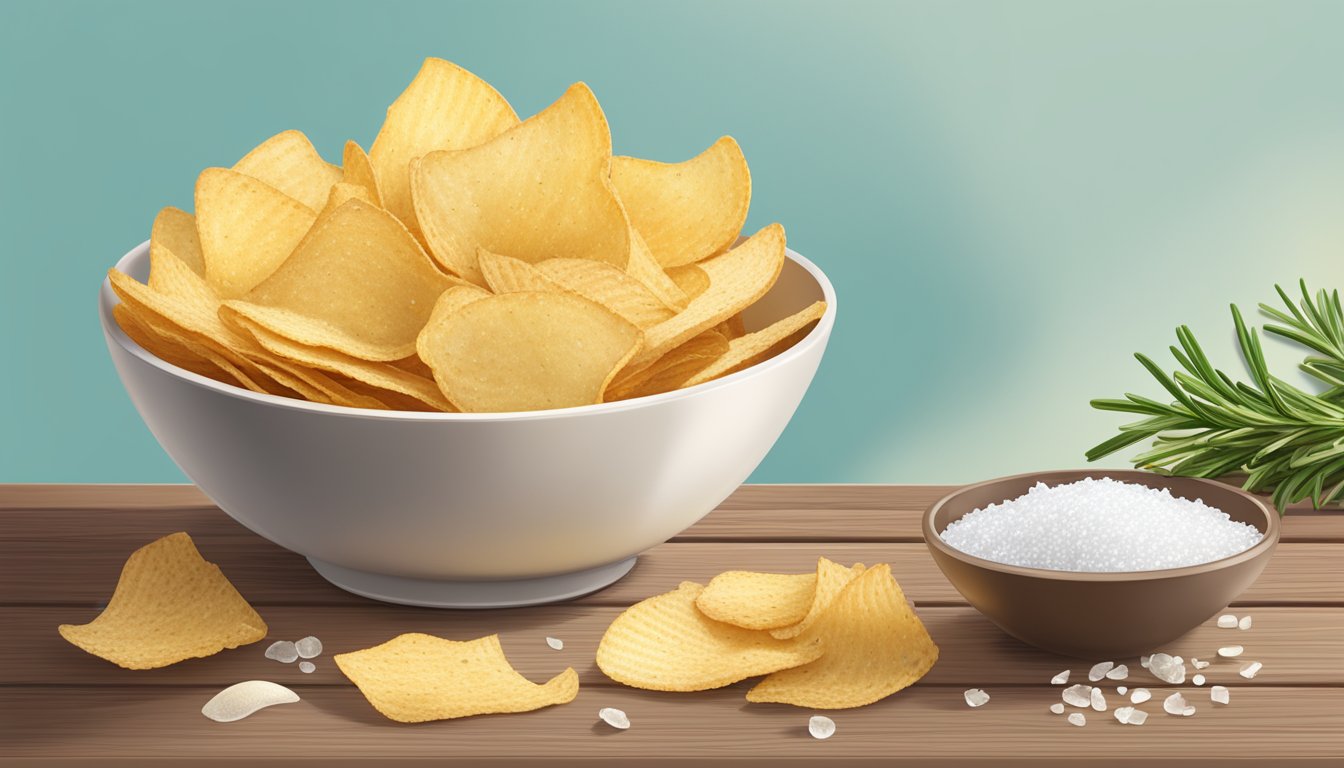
[924,469,1280,659]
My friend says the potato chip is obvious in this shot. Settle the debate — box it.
[746,564,939,709]
[119,302,278,395]
[195,167,318,298]
[625,226,688,310]
[417,291,642,412]
[696,570,817,631]
[412,83,629,284]
[683,301,826,388]
[596,582,824,691]
[371,58,518,236]
[605,329,729,401]
[57,532,267,670]
[318,181,373,218]
[225,198,457,361]
[477,248,561,294]
[149,206,204,285]
[334,633,578,723]
[114,303,228,382]
[720,312,747,339]
[537,258,674,329]
[232,129,342,211]
[341,140,382,206]
[625,223,785,370]
[665,264,709,301]
[612,136,751,267]
[770,558,864,640]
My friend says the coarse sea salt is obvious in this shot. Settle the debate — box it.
[1062,685,1093,708]
[1116,686,1128,695]
[1088,661,1114,681]
[298,661,315,674]
[1106,664,1129,680]
[964,689,990,708]
[809,715,836,740]
[295,636,322,659]
[938,478,1262,571]
[1192,658,1210,670]
[1130,688,1152,704]
[545,637,564,651]
[1050,703,1065,714]
[1193,674,1206,686]
[1238,615,1253,630]
[1090,687,1107,712]
[1217,614,1238,628]
[1067,712,1086,727]
[1164,692,1196,717]
[1240,661,1263,679]
[1211,685,1230,704]
[1147,653,1186,684]
[1051,670,1070,685]
[598,707,630,730]
[264,641,298,664]
[1218,645,1244,658]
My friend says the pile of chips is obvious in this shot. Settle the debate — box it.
[596,557,940,709]
[110,58,827,413]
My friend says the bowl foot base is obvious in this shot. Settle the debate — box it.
[306,556,638,609]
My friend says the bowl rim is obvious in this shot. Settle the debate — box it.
[922,469,1281,582]
[100,239,837,422]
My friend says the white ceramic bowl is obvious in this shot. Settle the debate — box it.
[99,242,836,607]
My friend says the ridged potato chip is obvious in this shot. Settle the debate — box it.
[613,136,751,267]
[232,129,342,211]
[537,258,674,329]
[770,558,864,640]
[371,58,518,237]
[477,248,561,294]
[665,264,709,301]
[148,206,204,285]
[58,532,267,670]
[683,301,826,387]
[625,227,689,310]
[341,140,382,206]
[195,167,318,298]
[596,582,824,691]
[225,198,457,361]
[319,181,374,218]
[746,564,939,709]
[417,291,642,412]
[114,303,229,382]
[696,570,818,631]
[413,83,629,284]
[606,329,729,401]
[335,633,578,723]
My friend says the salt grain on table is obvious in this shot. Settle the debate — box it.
[298,661,315,674]
[1106,664,1129,680]
[1192,658,1210,670]
[1050,703,1065,714]
[295,636,322,659]
[1114,706,1136,724]
[1088,661,1114,681]
[1193,674,1206,686]
[1240,661,1263,678]
[1062,685,1093,708]
[1211,685,1231,704]
[964,689,990,708]
[1218,614,1239,628]
[1131,688,1152,704]
[1127,709,1149,725]
[809,715,836,740]
[598,707,630,730]
[1051,670,1070,685]
[1147,653,1186,684]
[1218,645,1244,658]
[1163,692,1195,717]
[545,637,564,651]
[1067,712,1086,727]
[1116,686,1128,695]
[264,641,298,664]
[1238,615,1253,630]
[1090,687,1107,712]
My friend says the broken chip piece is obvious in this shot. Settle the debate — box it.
[694,569,818,631]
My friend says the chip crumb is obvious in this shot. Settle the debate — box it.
[599,707,630,730]
[808,715,836,740]
[546,637,564,651]
[1217,614,1238,628]
[1050,669,1070,685]
[964,688,990,708]
[1050,703,1065,714]
[1239,661,1262,679]
[1211,685,1230,704]
[1067,712,1086,727]
[201,680,299,722]
[295,636,322,659]
[299,661,316,674]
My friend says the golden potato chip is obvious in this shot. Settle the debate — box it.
[747,564,939,709]
[334,633,577,723]
[696,570,817,630]
[537,258,674,329]
[417,291,641,412]
[477,248,561,294]
[58,532,267,670]
[666,264,709,301]
[341,140,382,206]
[319,181,374,218]
[625,227,688,310]
[412,83,629,284]
[770,558,864,640]
[225,198,457,361]
[626,223,785,370]
[232,129,342,211]
[118,302,280,394]
[195,167,318,298]
[612,136,751,267]
[391,354,435,379]
[683,301,826,387]
[606,329,729,401]
[114,303,228,382]
[597,582,823,691]
[371,58,518,236]
[148,206,204,286]
[720,312,747,339]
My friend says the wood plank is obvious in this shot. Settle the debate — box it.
[1,684,1338,765]
[6,606,1337,688]
[0,484,214,510]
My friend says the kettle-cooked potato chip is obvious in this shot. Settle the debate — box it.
[417,291,642,412]
[696,570,818,631]
[746,564,939,709]
[232,129,342,212]
[596,582,824,692]
[683,301,826,388]
[58,532,267,670]
[318,182,374,218]
[195,167,318,299]
[770,558,864,640]
[412,83,630,284]
[335,633,578,723]
[477,248,561,294]
[665,264,709,301]
[149,206,205,285]
[536,258,674,329]
[623,227,689,311]
[341,140,382,206]
[605,329,729,401]
[370,58,518,237]
[613,136,751,268]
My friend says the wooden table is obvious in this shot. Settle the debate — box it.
[2,484,1341,766]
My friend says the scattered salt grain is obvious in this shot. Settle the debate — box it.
[1051,670,1070,685]
[964,689,990,708]
[1238,615,1253,631]
[598,707,630,730]
[1140,655,1151,668]
[1067,712,1086,726]
[295,636,322,659]
[1127,709,1149,725]
[1090,687,1107,712]
[1114,706,1135,724]
[1217,614,1238,628]
[1163,692,1195,717]
[1106,664,1129,680]
[937,478,1263,571]
[1130,688,1152,704]
[1050,703,1065,714]
[1239,661,1263,679]
[201,681,299,723]
[1192,658,1210,670]
[1116,686,1128,695]
[264,641,298,664]
[1147,653,1186,684]
[1088,661,1114,681]
[1218,645,1244,658]
[1193,674,1206,686]
[1062,684,1093,708]
[808,715,836,740]
[546,637,564,651]
[298,661,315,674]
[1211,685,1230,704]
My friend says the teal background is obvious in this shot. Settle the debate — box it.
[2,0,1341,483]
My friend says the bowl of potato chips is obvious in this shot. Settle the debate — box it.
[99,59,835,608]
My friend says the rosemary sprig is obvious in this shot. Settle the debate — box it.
[1086,281,1344,514]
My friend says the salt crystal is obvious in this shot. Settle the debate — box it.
[295,636,322,659]
[1147,653,1185,684]
[298,661,315,674]
[1218,645,1244,658]
[201,681,299,722]
[1106,664,1129,680]
[1051,670,1070,685]
[1090,687,1107,712]
[1062,684,1093,708]
[1050,703,1065,714]
[1217,614,1238,628]
[1193,674,1206,686]
[1131,688,1152,704]
[264,641,298,664]
[1239,661,1262,679]
[937,478,1263,571]
[964,689,990,708]
[1128,709,1149,725]
[1192,658,1210,670]
[1088,661,1114,681]
[1140,655,1151,668]
[1211,685,1230,704]
[1116,686,1128,695]
[545,637,564,651]
[808,715,836,740]
[1163,692,1194,717]
[1067,712,1086,726]
[1114,706,1135,724]
[1238,615,1253,631]
[598,707,630,730]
